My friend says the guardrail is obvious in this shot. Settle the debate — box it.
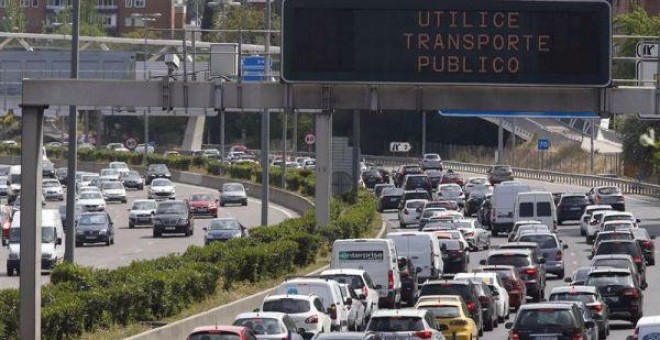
[363,155,660,199]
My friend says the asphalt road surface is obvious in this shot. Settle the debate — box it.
[382,174,660,340]
[0,181,297,289]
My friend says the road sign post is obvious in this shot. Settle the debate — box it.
[389,142,412,153]
[537,138,551,151]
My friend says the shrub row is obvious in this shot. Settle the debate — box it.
[0,194,376,339]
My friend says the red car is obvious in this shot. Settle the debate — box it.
[187,326,255,340]
[1,206,11,240]
[440,172,464,187]
[188,193,219,218]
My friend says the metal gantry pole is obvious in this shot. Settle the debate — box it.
[315,111,332,227]
[293,110,298,157]
[421,111,426,156]
[143,16,149,166]
[19,106,45,340]
[261,0,272,226]
[497,118,504,164]
[282,110,288,189]
[590,118,595,174]
[352,109,361,201]
[64,0,80,264]
[220,110,225,160]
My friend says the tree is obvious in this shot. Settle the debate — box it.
[613,7,660,80]
[1,0,26,33]
[52,0,106,37]
[616,116,660,180]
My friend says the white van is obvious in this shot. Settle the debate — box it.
[630,316,660,340]
[491,181,531,236]
[330,239,401,308]
[514,191,558,232]
[385,232,443,282]
[5,209,64,276]
[7,165,20,205]
[275,277,349,331]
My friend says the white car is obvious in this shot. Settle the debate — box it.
[108,161,130,175]
[148,178,176,200]
[580,205,612,238]
[398,199,428,228]
[337,284,367,331]
[101,181,127,203]
[99,168,121,182]
[134,144,155,154]
[463,177,491,196]
[366,309,446,339]
[436,229,470,251]
[454,272,510,322]
[319,268,380,319]
[76,191,106,212]
[261,294,332,336]
[78,173,99,188]
[437,183,465,207]
[42,178,64,201]
[420,153,443,170]
[303,159,316,170]
[128,199,157,228]
[454,218,490,251]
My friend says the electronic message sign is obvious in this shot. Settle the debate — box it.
[281,0,611,86]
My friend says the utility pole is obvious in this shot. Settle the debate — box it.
[497,118,504,164]
[421,111,427,156]
[260,0,272,226]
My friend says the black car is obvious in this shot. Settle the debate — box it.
[474,282,498,331]
[439,239,469,273]
[203,218,247,244]
[361,169,384,189]
[75,212,114,247]
[397,257,419,306]
[465,191,487,217]
[55,167,68,186]
[153,200,194,237]
[145,163,171,185]
[121,170,144,190]
[373,184,395,198]
[425,169,443,188]
[403,174,433,195]
[477,196,493,228]
[481,249,546,302]
[557,194,589,225]
[377,187,404,212]
[549,286,610,339]
[505,303,595,340]
[393,165,423,188]
[419,279,484,336]
[592,240,646,280]
[42,161,55,178]
[374,167,391,184]
[397,189,432,210]
[585,268,643,324]
[632,228,656,266]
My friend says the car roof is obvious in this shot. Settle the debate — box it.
[416,295,463,302]
[405,199,428,204]
[519,303,574,311]
[550,285,598,294]
[320,268,366,276]
[417,300,463,309]
[636,316,660,327]
[488,249,533,256]
[585,205,613,210]
[592,254,634,261]
[264,294,315,301]
[235,312,287,320]
[190,325,246,334]
[372,308,428,317]
[499,242,540,249]
[588,267,632,275]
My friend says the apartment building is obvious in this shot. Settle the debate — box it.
[0,0,186,38]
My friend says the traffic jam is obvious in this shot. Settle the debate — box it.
[188,153,658,340]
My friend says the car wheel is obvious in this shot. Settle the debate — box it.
[242,200,248,206]
[478,324,484,336]
[220,202,225,207]
[399,221,405,229]
[75,242,82,247]
[129,222,134,229]
[139,185,144,190]
[649,258,655,266]
[498,315,505,323]
[558,220,563,226]
[580,229,586,236]
[153,230,161,238]
[492,229,498,237]
[6,267,12,277]
[484,317,494,331]
[110,237,115,245]
[122,199,127,204]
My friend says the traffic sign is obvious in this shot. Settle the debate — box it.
[438,110,598,118]
[537,138,551,151]
[282,0,611,86]
[637,42,659,58]
[390,142,412,153]
[241,55,273,82]
[636,42,659,86]
[125,137,138,150]
[304,132,316,145]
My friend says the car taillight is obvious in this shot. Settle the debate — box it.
[590,219,599,226]
[510,330,520,340]
[479,296,490,307]
[523,268,537,277]
[415,330,433,339]
[401,271,410,279]
[466,301,477,313]
[305,315,319,324]
[388,270,395,289]
[572,331,584,340]
[623,288,640,298]
[556,250,562,261]
[590,303,604,313]
[642,240,654,249]
[633,256,643,263]
[595,195,602,200]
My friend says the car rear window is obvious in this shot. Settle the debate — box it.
[438,240,461,250]
[585,272,633,286]
[320,274,364,289]
[408,176,429,186]
[518,234,558,249]
[515,309,577,328]
[404,166,423,174]
[482,268,515,279]
[537,202,552,217]
[549,292,597,304]
[603,216,634,223]
[597,233,632,243]
[593,259,631,270]
[488,254,530,267]
[262,299,310,313]
[407,201,426,209]
[188,332,240,340]
[420,283,470,301]
[422,306,460,319]
[598,187,621,195]
[233,318,284,335]
[493,166,512,172]
[519,203,534,218]
[596,242,640,256]
[383,188,404,197]
[405,192,430,200]
[441,187,461,195]
[367,316,425,332]
[561,196,589,205]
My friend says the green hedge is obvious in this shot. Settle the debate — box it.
[0,194,376,339]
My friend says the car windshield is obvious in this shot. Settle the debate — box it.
[149,164,168,172]
[562,196,588,205]
[156,203,187,214]
[441,187,461,195]
[421,306,460,318]
[233,318,284,335]
[493,165,511,172]
[469,178,488,185]
[102,182,122,190]
[81,175,96,182]
[549,292,597,304]
[188,333,240,340]
[132,201,156,210]
[586,273,633,286]
[100,169,118,176]
[110,163,128,170]
[406,201,426,209]
[488,254,530,267]
[78,214,108,225]
[43,181,59,187]
[515,309,576,328]
[518,234,558,249]
[152,180,171,187]
[10,227,55,243]
[125,171,140,178]
[262,299,310,313]
[367,316,425,332]
[79,192,101,199]
[425,154,440,160]
[192,194,214,201]
[454,221,474,229]
[209,220,240,230]
[224,184,244,192]
[597,187,621,195]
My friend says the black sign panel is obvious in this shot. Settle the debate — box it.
[282,0,611,86]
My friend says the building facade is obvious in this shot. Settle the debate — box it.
[0,0,185,37]
[613,0,660,16]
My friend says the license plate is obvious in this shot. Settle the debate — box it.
[197,208,207,212]
[85,236,96,240]
[165,227,176,230]
[535,337,557,340]
[138,218,150,222]
[571,207,581,211]
[390,198,397,202]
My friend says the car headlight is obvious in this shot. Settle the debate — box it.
[99,229,108,235]
[153,219,162,225]
[9,253,18,260]
[178,219,189,226]
[76,229,84,234]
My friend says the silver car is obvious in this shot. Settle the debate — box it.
[220,182,248,206]
[420,153,443,170]
[233,312,305,340]
[454,218,490,251]
[338,284,367,331]
[587,186,625,211]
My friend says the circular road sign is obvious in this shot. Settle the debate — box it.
[125,137,138,151]
[304,133,316,145]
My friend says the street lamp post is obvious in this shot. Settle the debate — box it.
[131,12,161,166]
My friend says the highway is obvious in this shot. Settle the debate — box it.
[382,172,660,340]
[0,180,297,289]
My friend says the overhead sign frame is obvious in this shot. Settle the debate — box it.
[281,0,612,87]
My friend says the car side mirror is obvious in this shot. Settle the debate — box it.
[562,244,568,250]
[56,238,62,245]
[436,324,448,331]
[505,322,513,329]
[637,219,641,223]
[297,328,306,335]
[564,277,572,283]
[345,298,352,305]
[587,254,593,260]
[358,294,366,300]
[642,281,648,290]
[202,227,207,231]
[416,267,422,274]
[479,259,487,265]
[374,284,383,289]
[539,258,546,264]
[652,235,657,240]
[585,321,595,329]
